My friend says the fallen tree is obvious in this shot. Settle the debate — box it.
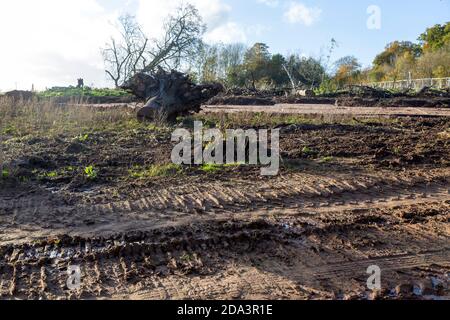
[122,68,223,120]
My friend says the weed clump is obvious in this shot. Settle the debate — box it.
[84,166,98,180]
[129,164,182,179]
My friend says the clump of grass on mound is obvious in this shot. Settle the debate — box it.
[200,163,244,173]
[129,164,182,179]
[38,87,131,98]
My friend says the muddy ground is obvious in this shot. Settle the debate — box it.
[207,87,450,109]
[0,102,449,300]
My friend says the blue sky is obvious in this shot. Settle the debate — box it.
[229,0,450,66]
[0,0,448,90]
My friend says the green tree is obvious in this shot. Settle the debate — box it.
[220,43,247,87]
[334,56,362,87]
[268,54,289,87]
[416,43,450,78]
[284,55,325,88]
[371,41,421,81]
[373,41,421,68]
[418,22,450,52]
[243,43,272,89]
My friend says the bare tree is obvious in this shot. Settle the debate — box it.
[102,4,205,87]
[102,14,148,88]
[142,4,205,73]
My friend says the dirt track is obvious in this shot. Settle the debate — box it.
[1,167,449,300]
[0,107,449,300]
[202,104,450,117]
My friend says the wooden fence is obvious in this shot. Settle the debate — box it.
[364,77,450,90]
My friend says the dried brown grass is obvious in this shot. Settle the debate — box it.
[0,97,136,137]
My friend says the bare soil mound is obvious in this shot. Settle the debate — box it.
[207,86,450,108]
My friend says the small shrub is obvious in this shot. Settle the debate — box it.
[84,166,98,180]
[302,146,314,155]
[76,133,89,142]
[1,169,9,179]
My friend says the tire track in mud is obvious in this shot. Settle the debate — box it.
[1,168,448,299]
[1,168,448,242]
[2,169,449,215]
[80,169,450,215]
[0,213,448,300]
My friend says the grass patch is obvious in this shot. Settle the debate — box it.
[301,146,315,155]
[319,156,334,163]
[46,171,59,178]
[129,164,182,179]
[200,164,222,173]
[1,169,9,179]
[184,112,402,131]
[0,98,137,137]
[200,163,244,173]
[84,166,98,180]
[75,133,90,142]
[38,87,131,98]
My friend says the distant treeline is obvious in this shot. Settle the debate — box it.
[186,22,450,92]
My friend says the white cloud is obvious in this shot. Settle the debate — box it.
[136,0,244,44]
[284,2,322,26]
[256,0,279,8]
[204,22,247,43]
[0,0,255,90]
[0,0,119,90]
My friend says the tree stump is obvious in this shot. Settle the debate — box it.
[122,69,223,121]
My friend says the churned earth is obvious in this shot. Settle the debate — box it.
[0,100,449,300]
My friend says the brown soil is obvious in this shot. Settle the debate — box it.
[202,104,450,117]
[207,88,450,109]
[0,113,449,300]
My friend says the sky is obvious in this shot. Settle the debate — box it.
[0,0,448,91]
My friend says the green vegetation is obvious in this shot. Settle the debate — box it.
[200,163,244,173]
[192,22,449,92]
[320,156,334,163]
[129,164,182,179]
[301,146,315,155]
[38,86,131,98]
[84,166,98,180]
[2,125,17,135]
[45,171,59,178]
[342,22,450,85]
[1,169,9,179]
[193,42,325,90]
[75,133,90,142]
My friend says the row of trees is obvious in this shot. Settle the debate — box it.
[102,5,449,91]
[368,23,450,82]
[189,42,326,90]
[102,4,329,90]
[331,22,450,88]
